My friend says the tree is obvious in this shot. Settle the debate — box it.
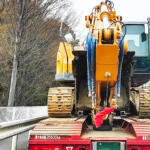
[0,0,5,13]
[0,2,13,105]
[7,0,27,106]
[0,0,79,106]
[15,19,72,105]
[6,0,70,106]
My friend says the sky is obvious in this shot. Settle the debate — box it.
[71,0,150,41]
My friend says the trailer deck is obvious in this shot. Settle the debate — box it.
[82,126,135,140]
[28,117,150,150]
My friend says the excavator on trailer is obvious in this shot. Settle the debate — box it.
[47,0,150,122]
[29,1,150,150]
[48,0,126,120]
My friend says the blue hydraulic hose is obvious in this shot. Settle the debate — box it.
[91,37,96,106]
[117,40,124,97]
[86,33,92,93]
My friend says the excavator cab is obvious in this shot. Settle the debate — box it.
[123,21,150,87]
[123,21,150,118]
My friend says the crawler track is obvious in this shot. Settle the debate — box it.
[139,88,150,118]
[47,87,75,117]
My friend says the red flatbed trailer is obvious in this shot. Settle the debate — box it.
[28,117,150,150]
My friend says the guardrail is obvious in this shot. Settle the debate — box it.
[0,106,48,150]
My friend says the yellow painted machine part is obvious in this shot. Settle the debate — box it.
[96,44,119,85]
[56,42,74,76]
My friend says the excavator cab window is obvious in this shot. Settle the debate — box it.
[123,23,150,86]
[123,24,149,57]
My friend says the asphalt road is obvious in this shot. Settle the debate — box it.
[0,131,29,150]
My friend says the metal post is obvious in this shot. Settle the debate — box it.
[27,107,30,118]
[11,135,18,150]
[12,107,16,121]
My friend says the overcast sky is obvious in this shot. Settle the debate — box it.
[71,0,150,41]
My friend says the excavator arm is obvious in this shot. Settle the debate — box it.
[85,0,128,114]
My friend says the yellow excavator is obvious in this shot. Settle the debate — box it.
[47,0,150,122]
[48,42,75,117]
